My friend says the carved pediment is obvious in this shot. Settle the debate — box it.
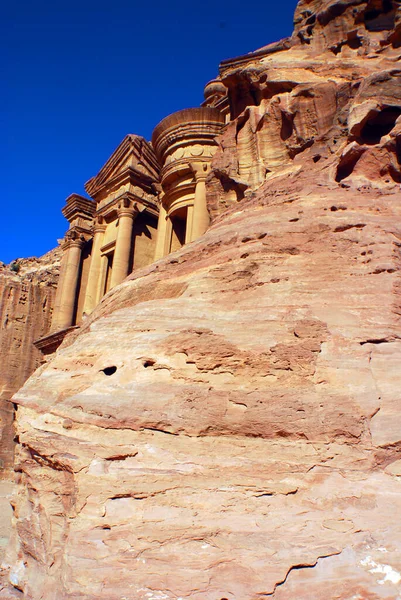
[85,135,161,200]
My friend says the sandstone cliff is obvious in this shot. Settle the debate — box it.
[2,0,401,598]
[0,250,61,473]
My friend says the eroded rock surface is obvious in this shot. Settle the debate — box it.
[0,250,60,472]
[3,0,401,598]
[209,0,401,217]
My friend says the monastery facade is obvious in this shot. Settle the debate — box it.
[35,80,229,354]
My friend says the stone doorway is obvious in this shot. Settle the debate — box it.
[169,207,188,253]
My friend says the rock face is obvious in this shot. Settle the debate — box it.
[0,251,60,472]
[3,0,401,598]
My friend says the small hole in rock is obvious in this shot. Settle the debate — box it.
[313,154,321,163]
[101,366,117,376]
[143,359,155,368]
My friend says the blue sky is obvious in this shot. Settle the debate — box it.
[3,0,296,264]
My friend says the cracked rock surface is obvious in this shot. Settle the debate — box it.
[2,0,401,597]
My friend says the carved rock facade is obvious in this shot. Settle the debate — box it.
[2,0,401,598]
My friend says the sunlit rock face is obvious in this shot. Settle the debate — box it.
[207,0,401,217]
[3,0,401,598]
[0,250,60,474]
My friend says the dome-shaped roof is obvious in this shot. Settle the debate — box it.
[204,79,226,101]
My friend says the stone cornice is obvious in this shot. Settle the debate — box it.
[85,135,161,199]
[62,194,96,224]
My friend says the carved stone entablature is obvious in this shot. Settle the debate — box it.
[62,193,96,232]
[84,135,161,208]
[96,191,158,221]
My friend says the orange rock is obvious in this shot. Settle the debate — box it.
[2,0,401,598]
[0,249,60,473]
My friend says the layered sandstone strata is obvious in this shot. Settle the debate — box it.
[208,0,401,217]
[3,0,401,598]
[0,251,60,473]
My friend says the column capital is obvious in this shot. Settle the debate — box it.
[191,161,211,181]
[68,238,85,250]
[117,206,137,219]
[62,230,86,251]
[93,222,106,235]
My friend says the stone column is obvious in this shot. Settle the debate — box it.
[56,237,84,330]
[82,221,106,316]
[154,203,168,261]
[190,162,211,242]
[109,205,136,289]
[50,240,70,331]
